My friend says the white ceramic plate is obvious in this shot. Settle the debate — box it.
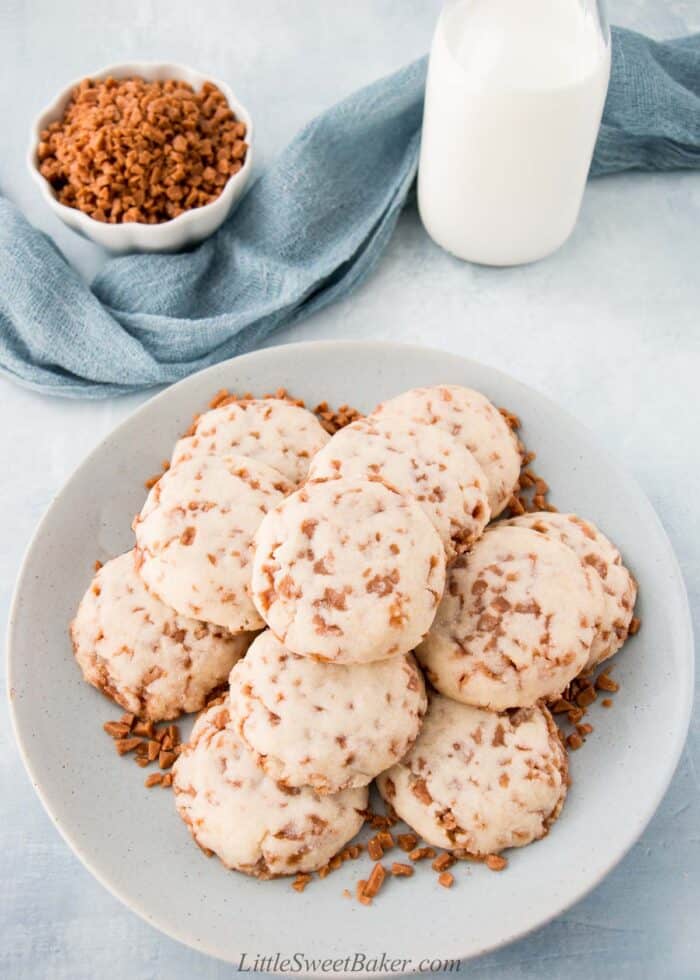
[8,341,693,975]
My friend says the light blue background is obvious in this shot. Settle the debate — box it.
[1,1,698,977]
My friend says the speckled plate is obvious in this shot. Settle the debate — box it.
[8,341,694,975]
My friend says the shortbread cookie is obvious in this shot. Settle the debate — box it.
[377,694,568,856]
[372,384,521,517]
[171,399,330,485]
[134,454,292,631]
[173,700,367,877]
[251,478,446,663]
[308,416,490,558]
[417,525,600,708]
[70,551,252,721]
[506,512,637,668]
[228,630,427,793]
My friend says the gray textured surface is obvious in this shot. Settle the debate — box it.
[1,1,698,978]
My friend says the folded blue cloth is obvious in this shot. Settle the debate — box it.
[1,27,698,398]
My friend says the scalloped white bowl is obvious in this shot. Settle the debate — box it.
[27,62,253,253]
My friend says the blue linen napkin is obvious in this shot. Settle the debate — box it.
[0,27,698,398]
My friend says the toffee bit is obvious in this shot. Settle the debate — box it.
[391,862,414,878]
[485,854,508,872]
[629,617,641,635]
[602,698,613,708]
[145,772,163,788]
[313,401,363,435]
[208,388,231,410]
[292,873,311,893]
[363,863,386,900]
[133,720,156,738]
[499,407,521,430]
[103,720,131,738]
[397,832,419,853]
[566,731,584,750]
[367,837,384,861]
[356,879,371,906]
[367,811,398,830]
[432,852,456,873]
[507,494,526,516]
[204,692,227,710]
[409,846,436,862]
[550,698,574,715]
[575,685,597,709]
[595,671,619,693]
[438,871,455,888]
[114,737,141,756]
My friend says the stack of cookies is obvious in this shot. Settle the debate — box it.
[71,397,331,722]
[369,387,636,861]
[70,384,637,880]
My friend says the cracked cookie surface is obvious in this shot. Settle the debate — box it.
[417,525,601,708]
[173,700,367,876]
[251,477,446,663]
[308,415,490,558]
[377,694,568,856]
[134,453,292,631]
[228,630,427,793]
[70,551,252,721]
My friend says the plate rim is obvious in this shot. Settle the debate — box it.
[7,339,695,976]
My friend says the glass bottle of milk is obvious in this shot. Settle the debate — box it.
[418,0,611,266]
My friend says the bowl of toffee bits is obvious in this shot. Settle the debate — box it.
[28,63,253,252]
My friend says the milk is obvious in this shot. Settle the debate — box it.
[418,0,611,266]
